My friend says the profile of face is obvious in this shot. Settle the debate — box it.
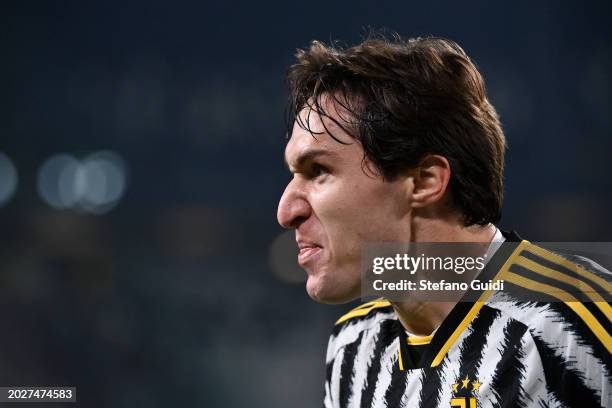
[277,100,415,304]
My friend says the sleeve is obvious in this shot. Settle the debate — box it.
[323,365,333,408]
[528,302,612,407]
[323,328,349,408]
[323,334,338,408]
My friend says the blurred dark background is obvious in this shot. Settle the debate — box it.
[0,1,610,407]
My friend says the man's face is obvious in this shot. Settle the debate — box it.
[277,102,413,304]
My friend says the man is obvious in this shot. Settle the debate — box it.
[277,35,611,407]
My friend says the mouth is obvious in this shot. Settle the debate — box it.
[297,243,323,266]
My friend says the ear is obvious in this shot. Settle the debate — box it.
[410,155,451,208]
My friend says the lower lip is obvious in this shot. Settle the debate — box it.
[298,247,323,265]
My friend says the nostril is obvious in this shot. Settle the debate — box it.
[291,215,308,229]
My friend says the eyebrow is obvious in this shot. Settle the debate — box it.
[285,149,339,171]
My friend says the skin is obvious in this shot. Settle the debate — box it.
[277,97,496,335]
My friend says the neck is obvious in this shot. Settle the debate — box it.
[391,222,497,336]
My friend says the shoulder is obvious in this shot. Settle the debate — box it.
[500,240,611,307]
[325,299,397,363]
[334,298,394,326]
[490,240,611,354]
[485,239,612,404]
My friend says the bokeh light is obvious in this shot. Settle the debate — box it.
[268,230,306,284]
[38,154,79,209]
[0,152,18,207]
[37,151,128,213]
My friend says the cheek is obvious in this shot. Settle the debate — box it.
[315,184,393,241]
[311,186,364,232]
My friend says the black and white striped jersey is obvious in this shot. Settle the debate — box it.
[323,233,611,408]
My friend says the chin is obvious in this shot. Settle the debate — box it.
[305,274,359,304]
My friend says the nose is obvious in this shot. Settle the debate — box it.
[277,180,311,229]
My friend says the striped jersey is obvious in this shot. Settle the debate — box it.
[323,232,611,408]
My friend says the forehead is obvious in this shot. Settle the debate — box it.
[284,103,357,167]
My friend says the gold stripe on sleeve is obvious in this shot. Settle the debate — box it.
[504,271,612,354]
[335,299,392,325]
[524,244,612,294]
[514,255,612,321]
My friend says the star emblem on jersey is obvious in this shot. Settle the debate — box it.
[450,376,481,407]
[451,376,481,393]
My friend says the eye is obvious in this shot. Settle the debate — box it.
[311,163,329,178]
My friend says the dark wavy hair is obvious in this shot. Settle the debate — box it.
[285,34,506,226]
